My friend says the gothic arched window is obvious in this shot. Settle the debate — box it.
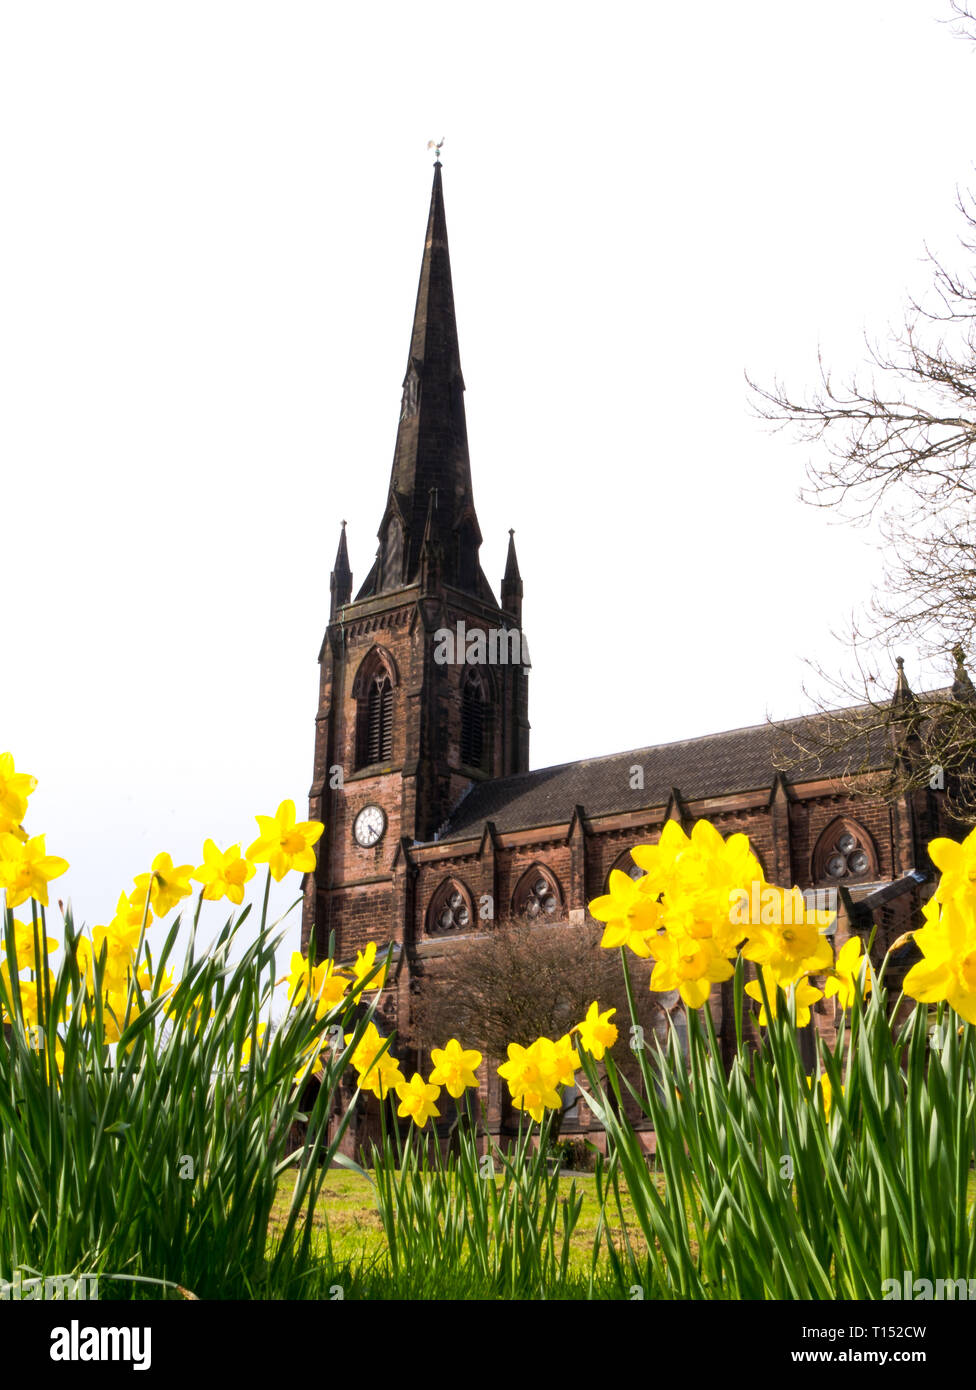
[460,669,492,773]
[512,865,563,921]
[427,878,474,936]
[812,818,878,884]
[353,647,398,770]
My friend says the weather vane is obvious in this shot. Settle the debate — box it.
[427,138,445,163]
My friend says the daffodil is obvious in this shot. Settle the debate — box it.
[281,951,348,1015]
[429,1038,482,1098]
[350,940,388,993]
[0,753,36,839]
[395,1072,441,1127]
[246,800,324,882]
[132,853,195,918]
[650,931,735,1009]
[928,827,976,906]
[10,918,58,970]
[344,1022,404,1098]
[547,1033,581,1086]
[805,1072,839,1119]
[497,1039,563,1122]
[745,967,823,1027]
[0,833,69,909]
[575,1001,618,1059]
[903,896,976,1024]
[740,886,834,983]
[239,1022,268,1068]
[824,935,873,1010]
[587,870,662,956]
[0,963,57,1026]
[631,819,765,953]
[193,840,256,905]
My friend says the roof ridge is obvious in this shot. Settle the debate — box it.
[475,687,945,789]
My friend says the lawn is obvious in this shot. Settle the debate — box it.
[266,1164,655,1298]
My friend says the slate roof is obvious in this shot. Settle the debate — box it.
[430,695,942,844]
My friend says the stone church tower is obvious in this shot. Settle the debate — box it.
[302,159,530,1035]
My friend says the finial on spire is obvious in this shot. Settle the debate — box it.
[896,656,904,670]
[427,137,445,166]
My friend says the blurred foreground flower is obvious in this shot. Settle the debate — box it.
[0,833,68,909]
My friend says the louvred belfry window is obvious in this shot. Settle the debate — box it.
[353,647,398,771]
[363,674,393,765]
[461,670,492,773]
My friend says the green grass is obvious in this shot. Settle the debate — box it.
[265,1161,658,1300]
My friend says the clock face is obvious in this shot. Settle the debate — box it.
[353,804,386,848]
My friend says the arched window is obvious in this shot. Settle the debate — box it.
[353,647,398,770]
[461,669,492,773]
[427,878,475,936]
[512,865,563,921]
[812,818,878,884]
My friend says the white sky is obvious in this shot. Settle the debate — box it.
[3,0,975,973]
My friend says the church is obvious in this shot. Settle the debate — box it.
[301,159,966,1149]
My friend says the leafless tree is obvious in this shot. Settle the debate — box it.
[748,5,976,820]
[407,920,675,1133]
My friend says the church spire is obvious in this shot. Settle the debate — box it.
[357,159,489,602]
[952,644,976,703]
[501,528,523,622]
[887,655,922,759]
[329,521,352,619]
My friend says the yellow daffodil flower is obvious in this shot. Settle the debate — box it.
[903,896,976,1024]
[351,940,388,993]
[246,800,324,882]
[805,1072,840,1119]
[0,753,36,839]
[429,1038,483,1098]
[587,870,662,956]
[740,886,834,983]
[650,931,735,1009]
[746,967,823,1027]
[193,840,256,905]
[344,1021,403,1098]
[824,936,873,1010]
[0,832,69,909]
[395,1072,442,1127]
[575,1001,618,1059]
[133,852,195,918]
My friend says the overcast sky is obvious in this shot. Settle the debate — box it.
[3,0,975,971]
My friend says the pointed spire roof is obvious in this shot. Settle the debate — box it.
[329,520,352,617]
[952,644,976,703]
[357,160,490,602]
[890,656,919,713]
[501,527,523,620]
[503,529,522,587]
